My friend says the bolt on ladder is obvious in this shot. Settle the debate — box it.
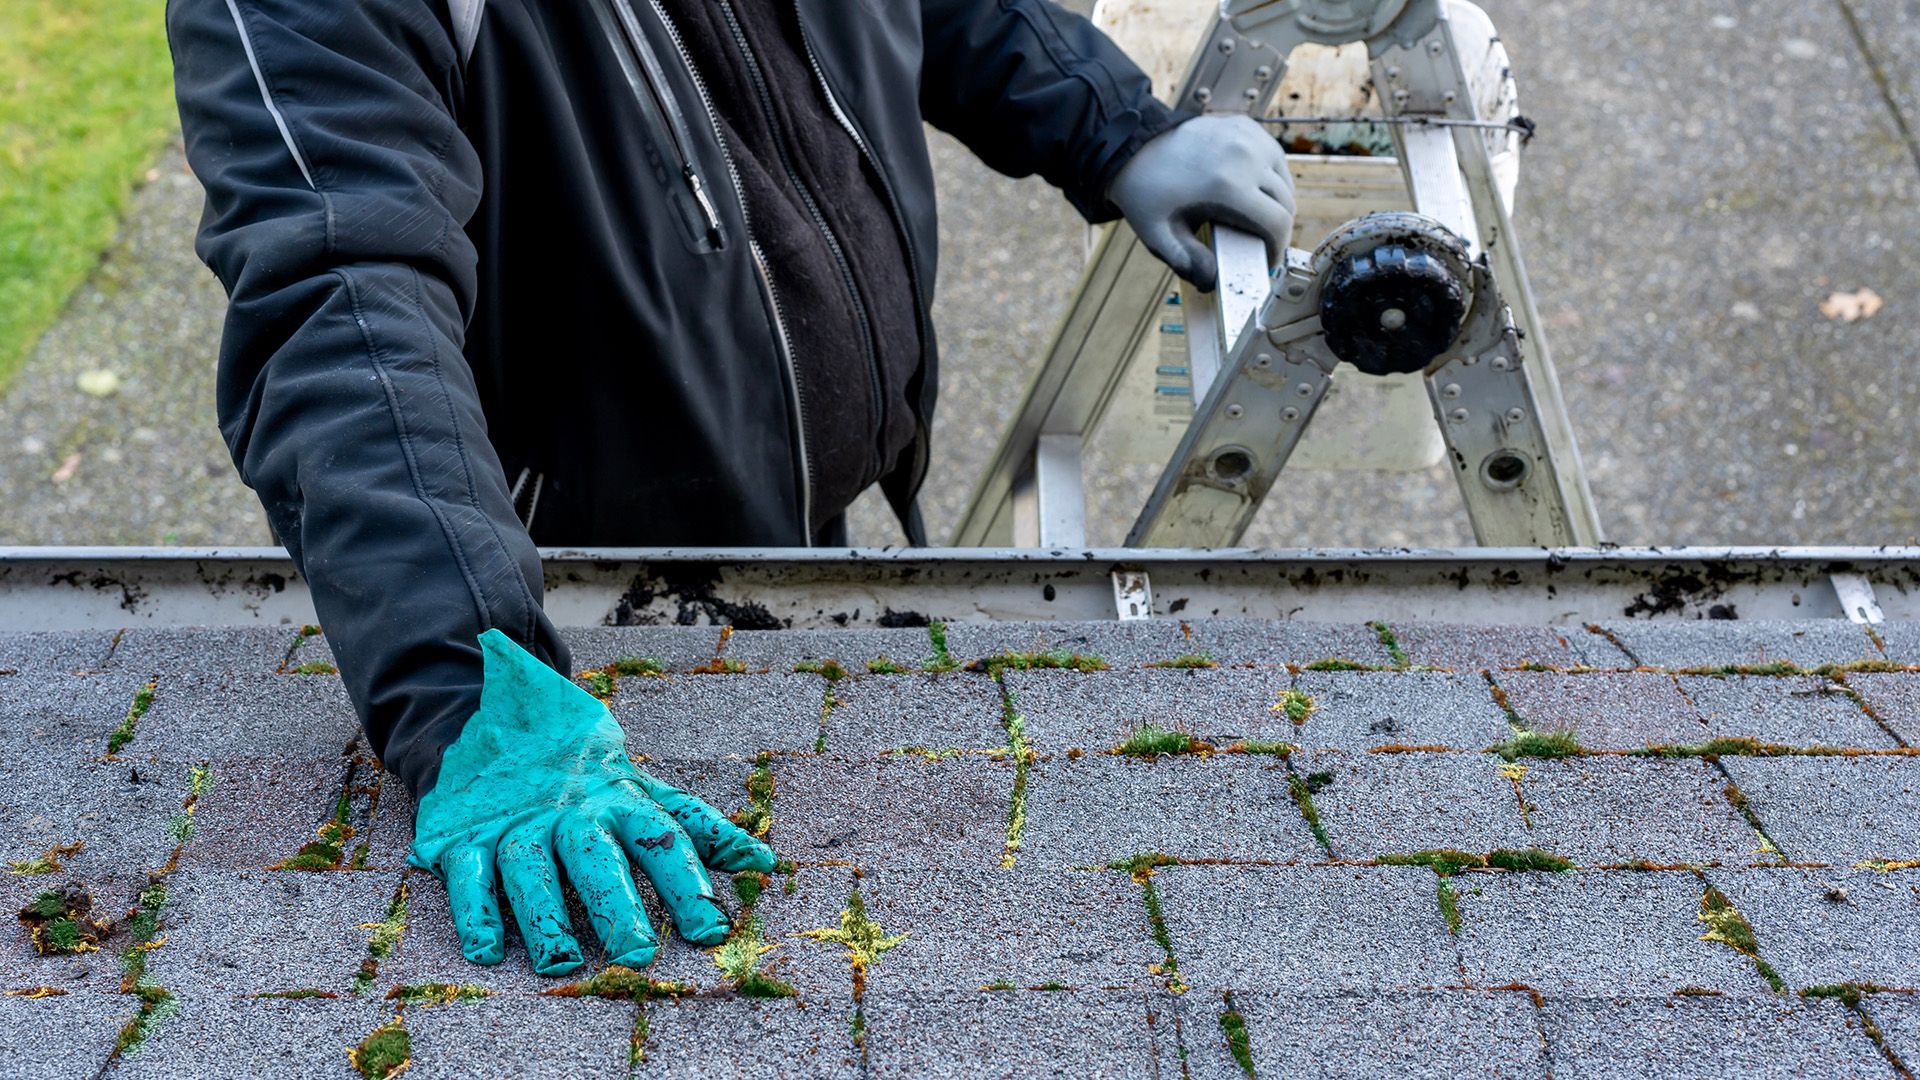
[952,0,1603,551]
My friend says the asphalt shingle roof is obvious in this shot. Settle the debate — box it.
[0,617,1916,1078]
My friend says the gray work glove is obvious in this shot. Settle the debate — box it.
[1108,114,1295,292]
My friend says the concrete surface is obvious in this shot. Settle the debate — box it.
[1,619,1919,1076]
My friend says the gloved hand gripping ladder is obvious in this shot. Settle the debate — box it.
[953,0,1603,552]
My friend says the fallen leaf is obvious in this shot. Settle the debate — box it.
[76,370,121,397]
[1820,287,1883,323]
[50,453,81,484]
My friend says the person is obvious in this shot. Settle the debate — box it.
[168,0,1295,975]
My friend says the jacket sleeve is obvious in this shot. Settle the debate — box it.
[918,0,1184,222]
[168,0,567,795]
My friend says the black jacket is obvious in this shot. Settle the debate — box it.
[168,0,1178,793]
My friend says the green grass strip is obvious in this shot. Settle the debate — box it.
[0,0,178,392]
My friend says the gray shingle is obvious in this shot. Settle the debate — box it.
[0,994,125,1080]
[943,619,1191,667]
[861,990,1164,1079]
[0,630,118,675]
[146,868,404,996]
[117,996,385,1080]
[854,868,1159,993]
[635,996,860,1078]
[823,673,1006,752]
[1718,757,1920,864]
[1491,671,1707,750]
[1180,990,1547,1080]
[104,626,303,677]
[0,758,186,899]
[1522,758,1766,866]
[1868,996,1920,1072]
[0,672,150,756]
[747,866,859,1000]
[716,628,934,674]
[1018,754,1321,867]
[179,757,375,872]
[1595,620,1881,670]
[1183,619,1395,668]
[562,626,725,674]
[0,876,128,995]
[1706,868,1920,991]
[1678,675,1897,748]
[1004,668,1290,752]
[1303,752,1532,859]
[1847,673,1920,746]
[136,673,358,763]
[1540,995,1895,1080]
[609,674,824,758]
[1875,624,1920,666]
[771,756,1014,869]
[1155,865,1459,993]
[1388,622,1630,671]
[1452,871,1774,995]
[1294,671,1513,751]
[403,996,636,1079]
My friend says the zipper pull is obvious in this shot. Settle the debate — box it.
[684,165,724,247]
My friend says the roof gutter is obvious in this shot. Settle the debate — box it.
[1,546,1914,630]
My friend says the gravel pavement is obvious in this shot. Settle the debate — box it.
[2,0,1916,547]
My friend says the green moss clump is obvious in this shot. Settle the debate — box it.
[353,884,408,995]
[924,621,960,672]
[1370,621,1411,668]
[729,756,775,838]
[733,872,766,909]
[1697,885,1785,993]
[1377,850,1488,876]
[543,966,690,1000]
[800,890,907,971]
[350,1017,411,1080]
[26,891,66,919]
[1288,775,1332,853]
[272,790,355,871]
[1273,689,1316,726]
[1110,852,1179,877]
[736,971,799,998]
[1116,725,1206,757]
[794,658,848,680]
[1220,1006,1255,1077]
[865,656,911,675]
[108,681,157,755]
[1490,730,1583,761]
[607,656,665,677]
[255,988,341,1000]
[1230,739,1294,756]
[580,670,616,699]
[972,649,1108,676]
[1485,848,1575,873]
[1435,879,1463,934]
[1634,736,1796,759]
[690,657,749,675]
[1676,661,1803,677]
[291,661,339,676]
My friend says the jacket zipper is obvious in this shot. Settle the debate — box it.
[644,0,814,541]
[717,0,886,480]
[787,1,932,503]
[597,0,725,248]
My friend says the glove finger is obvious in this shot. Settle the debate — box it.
[554,812,659,968]
[497,818,586,976]
[1203,196,1295,269]
[1140,219,1216,292]
[611,800,732,947]
[442,843,507,966]
[632,773,777,874]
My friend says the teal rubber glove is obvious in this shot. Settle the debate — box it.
[409,630,776,975]
[1108,114,1296,292]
